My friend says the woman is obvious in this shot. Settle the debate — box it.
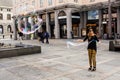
[81,28,99,71]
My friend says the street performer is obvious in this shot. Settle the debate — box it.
[79,28,99,71]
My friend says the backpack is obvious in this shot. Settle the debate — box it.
[44,32,49,38]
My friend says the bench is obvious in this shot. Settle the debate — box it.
[109,40,120,51]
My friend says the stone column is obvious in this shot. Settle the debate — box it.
[17,16,22,39]
[83,11,87,28]
[108,0,112,38]
[12,16,17,40]
[24,17,28,40]
[46,12,51,38]
[117,7,120,35]
[98,9,103,38]
[30,16,35,39]
[66,9,72,39]
[54,10,60,39]
[79,12,84,37]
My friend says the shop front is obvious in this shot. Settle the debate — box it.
[49,13,55,38]
[58,11,80,39]
[86,20,99,34]
[85,10,99,35]
[102,8,117,39]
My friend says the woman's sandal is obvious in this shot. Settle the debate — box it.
[88,66,92,71]
[92,67,96,71]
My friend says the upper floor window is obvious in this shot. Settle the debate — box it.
[40,0,44,7]
[0,8,3,11]
[7,14,11,20]
[7,9,11,12]
[90,0,95,2]
[59,0,63,3]
[32,0,35,6]
[0,13,3,20]
[0,25,3,34]
[25,3,28,11]
[48,0,52,6]
[7,25,12,33]
[74,0,78,3]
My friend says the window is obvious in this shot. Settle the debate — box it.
[32,0,35,6]
[74,0,78,3]
[7,9,11,12]
[48,0,52,6]
[0,26,3,34]
[25,3,28,11]
[0,8,3,11]
[0,13,3,20]
[59,0,63,3]
[40,0,44,7]
[90,0,95,2]
[88,10,99,20]
[7,25,12,33]
[7,14,11,20]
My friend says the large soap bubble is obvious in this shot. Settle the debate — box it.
[18,16,43,35]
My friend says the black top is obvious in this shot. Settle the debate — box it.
[83,35,99,51]
[18,32,23,36]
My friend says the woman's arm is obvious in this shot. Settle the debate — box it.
[95,35,99,42]
[83,35,88,42]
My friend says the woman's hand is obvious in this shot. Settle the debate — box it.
[98,41,101,43]
[76,39,83,42]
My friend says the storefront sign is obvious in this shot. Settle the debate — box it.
[86,24,97,27]
[102,21,107,24]
[58,16,80,19]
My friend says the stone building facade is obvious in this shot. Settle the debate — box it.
[13,0,120,39]
[0,0,13,39]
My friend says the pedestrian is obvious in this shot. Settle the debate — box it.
[44,31,49,44]
[37,31,44,43]
[3,34,4,39]
[79,28,99,71]
[10,34,12,39]
[18,31,23,40]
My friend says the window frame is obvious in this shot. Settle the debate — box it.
[7,14,11,20]
[0,13,3,20]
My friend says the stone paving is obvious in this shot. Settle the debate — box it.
[0,39,120,80]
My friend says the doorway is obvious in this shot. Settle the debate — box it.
[60,25,67,38]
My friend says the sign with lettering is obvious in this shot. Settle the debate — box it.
[86,24,97,27]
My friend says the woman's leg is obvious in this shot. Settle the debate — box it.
[88,49,92,70]
[91,49,96,71]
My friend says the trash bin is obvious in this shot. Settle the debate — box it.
[109,41,115,51]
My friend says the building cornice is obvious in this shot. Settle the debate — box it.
[0,6,12,9]
[14,1,120,17]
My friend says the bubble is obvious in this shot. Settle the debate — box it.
[18,17,43,35]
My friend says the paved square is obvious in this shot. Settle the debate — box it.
[0,39,120,80]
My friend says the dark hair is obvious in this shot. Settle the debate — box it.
[88,27,92,30]
[88,28,96,34]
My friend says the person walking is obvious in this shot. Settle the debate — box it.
[18,31,23,40]
[44,31,49,44]
[79,28,99,71]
